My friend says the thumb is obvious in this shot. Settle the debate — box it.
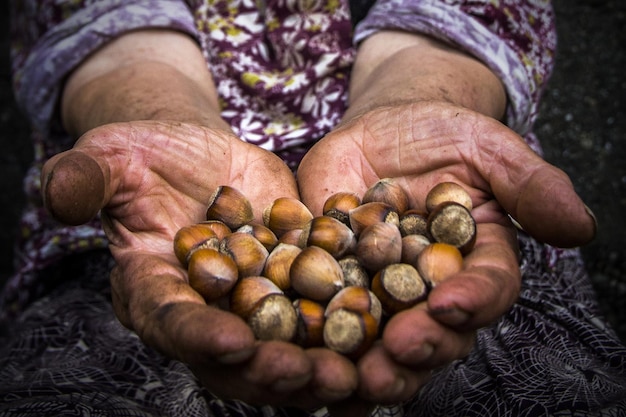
[491,143,596,248]
[41,150,108,225]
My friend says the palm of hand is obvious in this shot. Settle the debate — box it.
[42,120,362,409]
[297,101,595,403]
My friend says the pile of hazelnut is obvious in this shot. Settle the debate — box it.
[173,180,476,359]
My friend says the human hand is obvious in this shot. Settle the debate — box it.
[297,101,596,408]
[41,120,359,409]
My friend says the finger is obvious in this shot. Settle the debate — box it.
[484,131,596,248]
[238,341,313,399]
[305,348,358,403]
[193,341,315,406]
[382,303,477,370]
[42,150,108,225]
[355,342,432,404]
[426,222,521,329]
[110,252,257,364]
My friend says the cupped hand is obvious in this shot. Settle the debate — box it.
[297,101,596,406]
[41,120,358,409]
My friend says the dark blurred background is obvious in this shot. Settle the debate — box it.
[1,1,625,341]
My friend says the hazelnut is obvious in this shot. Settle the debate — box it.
[290,245,344,302]
[338,255,370,288]
[198,220,232,240]
[229,275,283,319]
[362,178,409,214]
[323,308,378,359]
[276,228,304,247]
[323,192,362,226]
[371,263,427,314]
[325,286,382,325]
[187,248,239,302]
[299,215,357,258]
[401,234,431,265]
[173,223,220,266]
[427,201,476,254]
[263,197,314,237]
[247,293,298,342]
[262,243,302,291]
[348,202,400,237]
[206,185,254,229]
[236,223,279,252]
[355,222,403,273]
[219,232,269,277]
[425,182,473,213]
[399,209,429,237]
[416,242,463,287]
[293,298,326,347]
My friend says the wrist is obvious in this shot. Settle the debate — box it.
[61,29,229,137]
[346,31,506,121]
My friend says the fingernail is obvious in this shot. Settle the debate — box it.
[216,347,256,364]
[429,307,471,327]
[508,214,525,231]
[314,386,354,401]
[272,374,311,393]
[388,376,406,398]
[397,342,434,365]
[584,203,598,235]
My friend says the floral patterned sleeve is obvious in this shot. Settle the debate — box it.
[354,0,557,138]
[10,0,198,135]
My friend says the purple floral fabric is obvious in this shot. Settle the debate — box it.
[2,0,625,415]
[4,0,556,316]
[355,0,557,137]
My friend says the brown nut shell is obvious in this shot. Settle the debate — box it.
[323,308,378,359]
[293,298,326,347]
[206,185,254,229]
[362,178,409,214]
[198,220,232,240]
[371,263,427,314]
[323,192,362,226]
[247,293,297,342]
[425,182,473,213]
[348,201,400,236]
[399,209,429,237]
[173,224,220,266]
[219,231,269,277]
[290,245,344,302]
[187,248,239,302]
[299,216,357,258]
[236,223,279,252]
[355,222,402,273]
[416,242,463,287]
[230,276,283,319]
[427,201,476,254]
[263,197,314,237]
[325,286,382,325]
[262,243,302,291]
[276,228,304,247]
[338,255,370,288]
[401,234,431,265]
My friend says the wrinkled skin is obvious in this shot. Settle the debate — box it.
[298,101,595,408]
[41,102,595,414]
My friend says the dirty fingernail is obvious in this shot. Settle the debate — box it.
[584,203,598,235]
[429,307,471,327]
[272,374,311,393]
[216,347,256,364]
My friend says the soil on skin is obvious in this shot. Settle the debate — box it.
[1,0,624,341]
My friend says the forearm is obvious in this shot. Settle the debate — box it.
[61,29,228,137]
[346,31,506,121]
